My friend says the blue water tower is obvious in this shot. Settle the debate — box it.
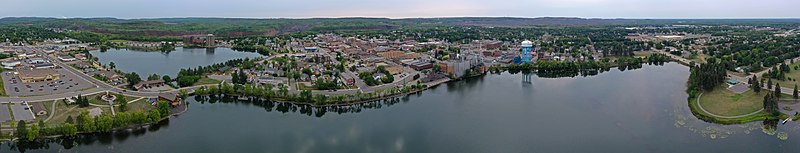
[521,40,533,63]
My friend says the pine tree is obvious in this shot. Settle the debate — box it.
[793,84,798,99]
[753,76,761,94]
[768,78,773,89]
[775,83,781,98]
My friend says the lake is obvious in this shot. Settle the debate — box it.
[7,63,800,152]
[90,47,263,78]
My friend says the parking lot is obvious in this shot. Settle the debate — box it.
[10,102,34,121]
[0,104,11,122]
[2,68,94,97]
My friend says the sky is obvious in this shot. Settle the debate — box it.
[1,0,798,19]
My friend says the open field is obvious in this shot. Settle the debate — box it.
[698,86,764,116]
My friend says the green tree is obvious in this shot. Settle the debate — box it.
[768,78,773,89]
[96,114,114,132]
[148,110,161,124]
[16,120,27,140]
[148,74,161,81]
[127,72,142,89]
[63,123,78,137]
[117,93,128,112]
[162,75,172,83]
[752,76,761,94]
[27,124,40,141]
[109,62,116,69]
[157,101,170,118]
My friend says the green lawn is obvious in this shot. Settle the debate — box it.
[0,80,6,97]
[193,77,221,86]
[118,98,154,113]
[698,86,763,116]
[0,68,8,96]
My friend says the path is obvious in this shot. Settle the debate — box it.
[695,92,765,119]
[43,100,57,122]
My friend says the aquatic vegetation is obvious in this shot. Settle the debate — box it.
[777,132,789,140]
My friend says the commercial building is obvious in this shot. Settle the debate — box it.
[134,80,167,91]
[1,60,21,69]
[18,69,60,83]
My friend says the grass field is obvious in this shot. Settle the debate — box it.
[194,77,221,86]
[698,86,764,116]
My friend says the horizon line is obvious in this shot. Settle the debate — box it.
[2,16,800,20]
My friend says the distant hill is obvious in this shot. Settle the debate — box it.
[2,17,800,38]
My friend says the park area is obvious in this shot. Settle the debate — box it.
[698,86,764,116]
[771,62,800,87]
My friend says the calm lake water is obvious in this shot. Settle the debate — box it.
[7,63,800,152]
[90,47,263,77]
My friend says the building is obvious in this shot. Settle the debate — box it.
[158,92,182,106]
[58,56,76,62]
[134,80,167,91]
[91,70,121,81]
[406,60,433,71]
[33,63,56,69]
[520,40,534,63]
[183,34,216,48]
[482,41,503,50]
[1,60,21,69]
[18,69,60,83]
[26,58,47,64]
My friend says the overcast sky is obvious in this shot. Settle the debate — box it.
[1,0,798,19]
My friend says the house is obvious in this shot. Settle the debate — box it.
[92,70,121,81]
[134,80,167,91]
[158,92,182,106]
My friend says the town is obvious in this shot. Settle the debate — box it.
[0,17,800,151]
